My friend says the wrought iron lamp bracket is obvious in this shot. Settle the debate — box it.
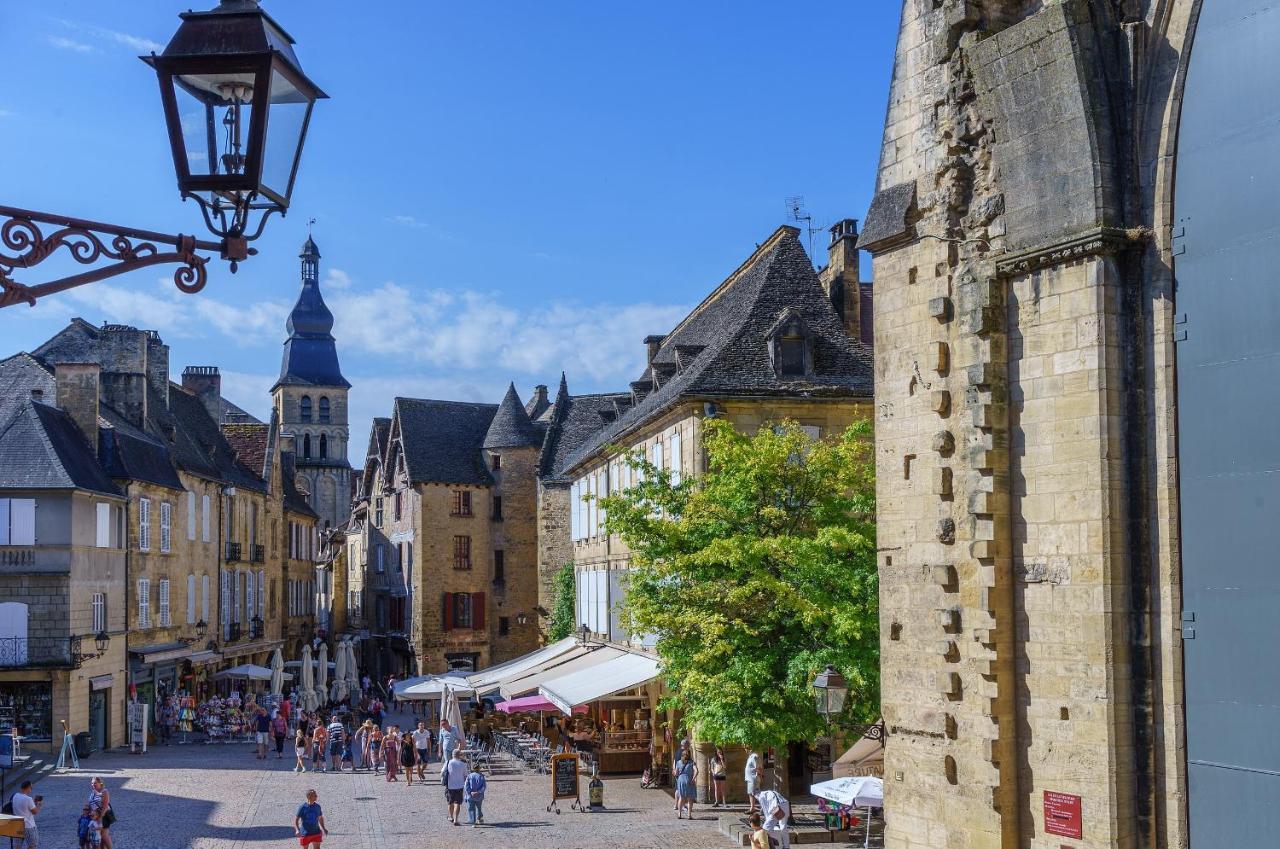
[0,205,253,309]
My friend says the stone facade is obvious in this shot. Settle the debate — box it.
[861,2,1205,847]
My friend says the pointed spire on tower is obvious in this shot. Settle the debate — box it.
[273,232,349,391]
[555,371,570,405]
[483,382,539,449]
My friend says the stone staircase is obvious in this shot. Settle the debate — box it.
[2,752,56,801]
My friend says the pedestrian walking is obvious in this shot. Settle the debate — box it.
[87,777,114,849]
[383,728,400,782]
[464,762,487,827]
[293,789,328,847]
[438,719,458,763]
[326,715,345,772]
[294,728,309,772]
[441,749,468,826]
[367,725,383,773]
[675,751,698,819]
[757,788,791,849]
[273,711,289,760]
[311,723,328,772]
[710,747,728,808]
[745,749,763,814]
[11,780,40,849]
[255,706,271,760]
[411,720,432,776]
[399,730,417,786]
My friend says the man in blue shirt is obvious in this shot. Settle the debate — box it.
[294,789,327,846]
[438,719,458,763]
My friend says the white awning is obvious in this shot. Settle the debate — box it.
[539,651,660,715]
[397,676,475,701]
[498,647,625,699]
[465,637,582,693]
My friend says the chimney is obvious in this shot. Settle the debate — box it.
[182,366,222,423]
[146,332,170,411]
[526,384,550,419]
[643,335,666,364]
[821,219,862,340]
[531,384,548,407]
[98,324,149,427]
[55,363,101,456]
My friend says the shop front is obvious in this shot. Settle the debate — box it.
[0,678,53,745]
[129,642,223,733]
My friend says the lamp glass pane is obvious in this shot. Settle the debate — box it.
[260,68,310,202]
[829,687,847,715]
[171,72,258,193]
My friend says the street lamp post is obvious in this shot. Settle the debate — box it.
[812,664,849,723]
[0,0,325,309]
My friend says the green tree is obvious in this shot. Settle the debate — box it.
[547,562,577,642]
[600,418,877,751]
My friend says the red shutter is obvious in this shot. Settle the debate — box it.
[472,591,486,631]
[443,592,454,631]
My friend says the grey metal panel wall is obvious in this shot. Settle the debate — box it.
[1176,1,1280,845]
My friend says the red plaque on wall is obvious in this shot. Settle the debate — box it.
[1043,791,1083,839]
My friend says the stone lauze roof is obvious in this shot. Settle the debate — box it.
[393,398,499,486]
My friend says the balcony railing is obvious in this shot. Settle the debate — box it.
[0,548,34,567]
[225,542,242,562]
[0,637,29,666]
[0,545,72,570]
[251,544,265,563]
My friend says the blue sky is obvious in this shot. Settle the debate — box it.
[0,2,899,461]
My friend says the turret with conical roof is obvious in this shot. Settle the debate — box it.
[275,236,348,390]
[483,383,540,450]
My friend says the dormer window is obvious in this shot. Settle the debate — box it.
[300,395,313,422]
[766,310,813,378]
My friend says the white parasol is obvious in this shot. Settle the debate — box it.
[269,648,286,696]
[316,642,329,709]
[443,682,465,734]
[345,641,362,703]
[809,776,883,849]
[300,644,316,712]
[331,640,347,703]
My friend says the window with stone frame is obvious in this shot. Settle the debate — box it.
[375,497,384,527]
[493,549,505,584]
[300,395,313,422]
[92,592,106,634]
[394,490,402,521]
[139,497,151,551]
[160,502,171,553]
[453,592,472,628]
[766,310,814,378]
[491,495,503,520]
[318,396,330,423]
[498,616,510,637]
[452,490,472,517]
[453,535,472,570]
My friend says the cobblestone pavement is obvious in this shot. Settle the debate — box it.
[22,710,738,849]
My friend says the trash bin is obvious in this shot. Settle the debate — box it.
[74,731,92,759]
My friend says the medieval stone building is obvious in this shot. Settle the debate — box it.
[861,2,1264,847]
[273,237,352,533]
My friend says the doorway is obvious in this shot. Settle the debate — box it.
[88,689,109,752]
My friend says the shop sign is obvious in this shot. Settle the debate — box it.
[127,702,149,753]
[1043,791,1082,839]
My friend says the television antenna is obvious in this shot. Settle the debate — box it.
[785,196,825,266]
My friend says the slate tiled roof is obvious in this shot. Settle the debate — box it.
[393,398,497,485]
[483,383,540,450]
[539,377,632,481]
[0,353,55,418]
[220,396,262,424]
[274,237,349,391]
[0,401,120,495]
[282,451,318,518]
[560,226,874,474]
[167,387,266,492]
[97,406,184,491]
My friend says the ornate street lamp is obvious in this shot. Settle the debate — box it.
[812,664,848,722]
[516,611,528,626]
[251,614,264,639]
[196,619,208,639]
[69,631,111,668]
[94,630,111,654]
[0,0,325,309]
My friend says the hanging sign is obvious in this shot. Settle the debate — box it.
[1043,791,1082,839]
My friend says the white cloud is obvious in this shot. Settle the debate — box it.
[386,215,429,230]
[217,370,274,420]
[47,36,94,53]
[324,268,353,290]
[54,19,163,53]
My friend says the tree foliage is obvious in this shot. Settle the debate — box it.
[600,417,878,751]
[547,562,577,642]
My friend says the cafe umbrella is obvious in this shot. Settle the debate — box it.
[331,640,347,703]
[269,647,286,696]
[809,776,883,849]
[316,642,329,708]
[300,644,316,712]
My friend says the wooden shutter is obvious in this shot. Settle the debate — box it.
[443,592,454,631]
[472,591,486,631]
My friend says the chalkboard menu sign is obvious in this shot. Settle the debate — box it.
[551,753,579,801]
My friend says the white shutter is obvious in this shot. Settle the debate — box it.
[187,575,196,623]
[575,570,588,631]
[0,499,9,546]
[569,482,578,541]
[598,470,608,531]
[258,570,265,619]
[187,492,196,540]
[95,503,111,548]
[160,502,171,552]
[139,498,151,551]
[9,499,34,546]
[670,430,682,486]
[220,572,230,626]
[92,593,105,634]
[202,575,210,621]
[159,579,170,626]
[246,572,254,626]
[138,579,150,628]
[201,495,210,542]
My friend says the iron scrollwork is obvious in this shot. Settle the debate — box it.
[0,205,224,309]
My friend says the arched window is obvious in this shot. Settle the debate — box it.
[300,396,313,422]
[319,434,328,460]
[318,396,330,423]
[303,433,312,460]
